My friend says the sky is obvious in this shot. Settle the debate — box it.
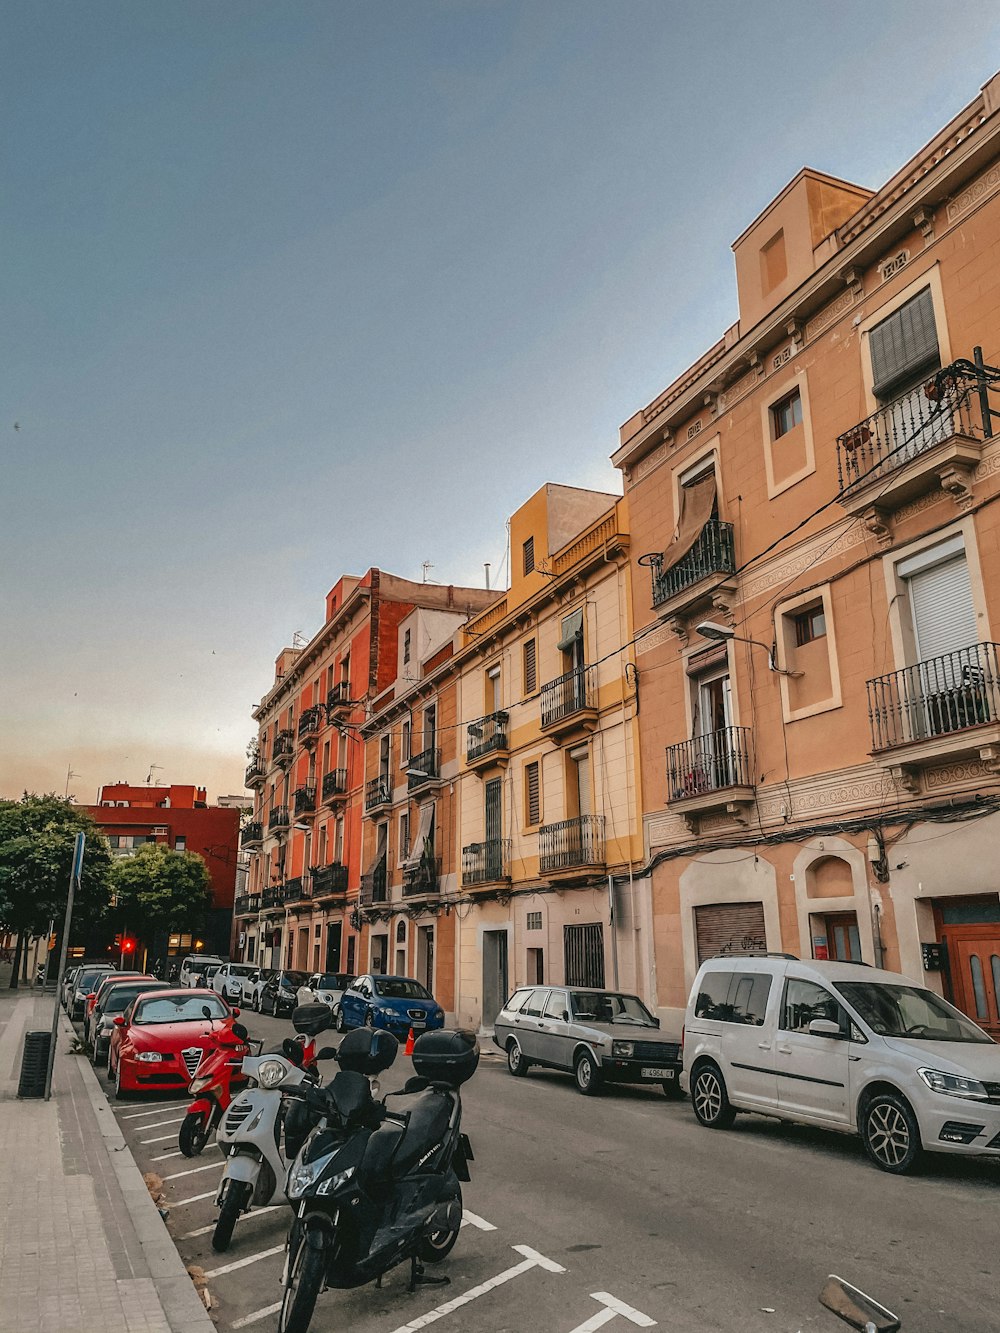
[4,1,1000,804]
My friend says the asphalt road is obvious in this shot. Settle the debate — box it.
[84,1007,999,1333]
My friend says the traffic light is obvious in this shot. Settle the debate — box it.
[121,937,136,954]
[113,934,122,948]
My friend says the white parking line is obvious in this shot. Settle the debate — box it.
[387,1245,566,1333]
[132,1114,187,1131]
[152,1143,222,1162]
[461,1210,496,1232]
[180,1205,282,1239]
[162,1160,224,1181]
[120,1102,191,1119]
[202,1244,285,1279]
[140,1132,181,1145]
[169,1189,217,1208]
[231,1303,281,1329]
[568,1293,657,1331]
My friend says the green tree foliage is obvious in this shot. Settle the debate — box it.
[0,794,113,940]
[111,842,212,936]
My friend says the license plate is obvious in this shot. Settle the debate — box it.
[641,1067,674,1079]
[411,1022,426,1030]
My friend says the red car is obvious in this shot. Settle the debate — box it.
[109,988,244,1098]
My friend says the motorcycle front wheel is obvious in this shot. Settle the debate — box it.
[279,1236,326,1333]
[212,1179,252,1252]
[418,1181,462,1263]
[178,1111,210,1158]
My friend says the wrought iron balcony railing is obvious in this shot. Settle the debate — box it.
[311,862,348,897]
[650,519,736,608]
[540,667,596,730]
[234,893,261,916]
[360,858,388,906]
[261,886,282,909]
[298,707,321,740]
[245,756,266,787]
[538,815,605,874]
[665,726,753,801]
[241,821,263,847]
[272,730,294,764]
[403,856,441,897]
[867,641,1000,752]
[467,712,509,764]
[462,838,511,886]
[268,805,290,832]
[327,681,351,712]
[407,747,441,792]
[293,785,316,815]
[281,876,307,904]
[321,768,348,802]
[365,776,392,811]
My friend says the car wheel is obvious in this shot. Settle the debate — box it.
[91,1039,103,1068]
[506,1039,530,1077]
[691,1061,736,1130]
[860,1091,922,1174]
[106,1048,115,1082]
[113,1057,128,1101]
[573,1049,602,1096]
[335,1008,347,1033]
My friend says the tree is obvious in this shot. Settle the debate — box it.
[0,794,114,988]
[110,843,212,943]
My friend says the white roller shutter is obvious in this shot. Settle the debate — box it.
[906,554,977,662]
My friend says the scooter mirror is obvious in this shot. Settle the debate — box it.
[316,1046,339,1061]
[232,1022,249,1040]
[202,1005,214,1020]
[819,1277,900,1332]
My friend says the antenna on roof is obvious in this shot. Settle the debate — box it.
[292,631,306,650]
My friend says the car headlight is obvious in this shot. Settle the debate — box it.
[135,1051,164,1063]
[256,1059,289,1090]
[918,1067,989,1100]
[316,1166,355,1197]
[287,1151,336,1199]
[612,1041,635,1058]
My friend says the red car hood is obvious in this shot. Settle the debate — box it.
[128,1020,232,1052]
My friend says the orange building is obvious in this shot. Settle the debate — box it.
[614,72,1000,1035]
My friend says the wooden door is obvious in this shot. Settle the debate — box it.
[945,929,1000,1037]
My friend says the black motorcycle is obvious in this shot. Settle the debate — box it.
[278,1011,477,1333]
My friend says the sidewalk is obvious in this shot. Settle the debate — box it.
[0,990,214,1333]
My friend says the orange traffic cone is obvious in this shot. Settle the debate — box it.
[404,1027,415,1056]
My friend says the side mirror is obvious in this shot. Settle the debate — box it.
[560,1010,569,1023]
[653,1016,661,1028]
[808,1018,844,1039]
[231,1006,240,1017]
[819,1277,900,1332]
[316,1046,339,1061]
[87,993,96,1002]
[113,1015,126,1027]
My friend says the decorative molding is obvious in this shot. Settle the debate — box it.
[938,461,977,510]
[879,249,910,282]
[710,591,737,627]
[923,759,989,789]
[770,342,794,373]
[632,441,668,483]
[740,523,866,602]
[665,616,688,647]
[888,764,921,797]
[635,622,677,657]
[805,287,858,341]
[719,365,761,410]
[892,489,946,526]
[913,206,935,244]
[686,417,703,442]
[861,505,893,547]
[946,159,1000,222]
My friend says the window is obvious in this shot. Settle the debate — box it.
[694,972,772,1025]
[504,989,532,1014]
[793,604,826,646]
[523,536,535,576]
[523,639,537,694]
[401,719,411,764]
[780,978,849,1035]
[526,911,542,931]
[543,991,567,1020]
[379,733,390,778]
[760,229,786,294]
[521,989,546,1017]
[486,663,501,713]
[770,388,802,439]
[870,287,939,402]
[423,704,436,752]
[398,811,410,863]
[525,761,541,826]
[174,836,186,852]
[403,629,411,666]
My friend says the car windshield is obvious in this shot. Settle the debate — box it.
[133,994,229,1024]
[78,969,113,990]
[227,965,255,977]
[106,984,169,1014]
[570,991,657,1027]
[374,978,431,1000]
[836,981,994,1044]
[280,972,308,987]
[314,973,352,989]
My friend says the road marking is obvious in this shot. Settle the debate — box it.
[460,1210,496,1231]
[169,1189,217,1207]
[180,1205,282,1239]
[153,1143,222,1162]
[567,1293,658,1332]
[133,1114,187,1131]
[120,1102,191,1119]
[202,1244,286,1279]
[140,1132,182,1144]
[387,1245,565,1333]
[162,1160,225,1181]
[231,1303,282,1328]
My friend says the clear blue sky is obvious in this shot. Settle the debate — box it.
[3,1,999,801]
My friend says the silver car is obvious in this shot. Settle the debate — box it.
[493,985,683,1098]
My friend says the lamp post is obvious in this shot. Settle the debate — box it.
[695,621,803,678]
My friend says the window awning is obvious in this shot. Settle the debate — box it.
[661,473,716,571]
[556,608,584,652]
[402,802,435,869]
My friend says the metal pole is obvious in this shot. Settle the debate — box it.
[974,346,993,439]
[44,832,84,1100]
[41,917,54,986]
[608,875,620,989]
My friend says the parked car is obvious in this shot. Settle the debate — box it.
[84,972,151,1044]
[258,969,308,1017]
[108,987,243,1097]
[211,962,258,1003]
[69,965,117,1021]
[296,971,355,1015]
[682,954,1000,1174]
[91,979,173,1066]
[240,967,272,1011]
[178,954,225,988]
[61,966,81,1010]
[336,974,445,1038]
[493,985,682,1097]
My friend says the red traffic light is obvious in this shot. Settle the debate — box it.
[121,938,136,954]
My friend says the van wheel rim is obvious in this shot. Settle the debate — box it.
[694,1072,721,1122]
[868,1104,910,1167]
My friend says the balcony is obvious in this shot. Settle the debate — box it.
[241,820,263,848]
[836,373,985,528]
[665,726,754,830]
[261,886,282,910]
[311,863,349,898]
[462,838,511,887]
[293,785,317,816]
[272,730,294,768]
[540,667,598,742]
[867,641,1000,787]
[298,707,321,745]
[327,680,351,715]
[281,876,309,905]
[466,712,509,771]
[649,519,736,618]
[403,856,441,898]
[268,805,290,833]
[321,768,348,805]
[360,858,388,906]
[245,756,266,788]
[538,815,606,879]
[407,746,441,793]
[366,776,392,812]
[234,893,261,916]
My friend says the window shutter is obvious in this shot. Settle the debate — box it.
[523,536,535,575]
[556,608,584,652]
[869,288,939,399]
[906,554,978,662]
[525,761,540,826]
[694,902,767,965]
[523,639,537,694]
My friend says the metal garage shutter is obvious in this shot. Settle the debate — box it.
[694,903,767,965]
[564,923,605,988]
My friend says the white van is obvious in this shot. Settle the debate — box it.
[178,954,225,988]
[682,954,1000,1173]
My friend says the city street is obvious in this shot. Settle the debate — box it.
[85,1007,999,1333]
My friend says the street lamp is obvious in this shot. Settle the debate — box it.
[695,621,803,678]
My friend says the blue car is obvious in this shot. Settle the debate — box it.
[335,974,445,1037]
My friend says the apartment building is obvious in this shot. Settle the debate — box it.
[614,72,1000,1035]
[238,570,494,975]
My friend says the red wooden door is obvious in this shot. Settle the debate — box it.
[944,928,1000,1037]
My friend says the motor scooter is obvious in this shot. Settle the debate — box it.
[277,1025,477,1333]
[820,1276,900,1332]
[178,1012,259,1157]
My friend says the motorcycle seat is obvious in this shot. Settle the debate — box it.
[382,1088,453,1174]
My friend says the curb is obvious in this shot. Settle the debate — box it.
[66,1013,216,1333]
